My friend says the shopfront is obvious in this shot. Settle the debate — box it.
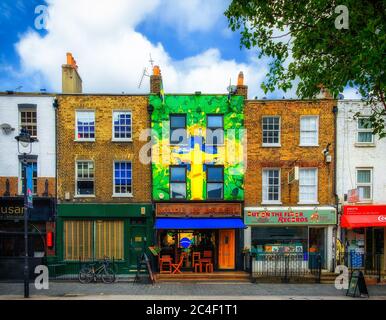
[341,205,386,271]
[244,206,337,271]
[56,203,153,273]
[0,197,55,279]
[154,203,246,271]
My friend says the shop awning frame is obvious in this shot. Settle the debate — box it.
[154,218,247,230]
[341,205,386,228]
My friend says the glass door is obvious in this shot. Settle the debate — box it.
[309,227,326,269]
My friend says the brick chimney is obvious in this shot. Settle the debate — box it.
[150,65,162,94]
[235,71,248,99]
[62,52,82,93]
[316,84,333,99]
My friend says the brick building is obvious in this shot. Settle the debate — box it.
[243,98,338,271]
[55,54,152,273]
[0,92,56,279]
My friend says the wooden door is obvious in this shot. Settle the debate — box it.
[218,229,235,269]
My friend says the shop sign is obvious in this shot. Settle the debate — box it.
[0,205,25,219]
[156,203,241,217]
[245,207,336,225]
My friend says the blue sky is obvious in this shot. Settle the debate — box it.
[0,0,359,99]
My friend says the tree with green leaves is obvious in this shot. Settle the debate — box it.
[225,0,386,137]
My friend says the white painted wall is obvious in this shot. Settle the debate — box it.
[336,100,386,205]
[0,95,56,182]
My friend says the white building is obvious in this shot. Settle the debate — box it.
[0,92,56,279]
[336,99,386,272]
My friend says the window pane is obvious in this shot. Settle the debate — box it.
[170,167,186,182]
[358,118,372,129]
[171,182,186,199]
[207,115,223,128]
[77,111,95,139]
[170,128,187,144]
[95,220,124,260]
[170,115,186,128]
[263,169,280,201]
[207,167,223,182]
[358,186,371,200]
[262,117,280,144]
[64,221,93,261]
[358,132,372,143]
[207,183,223,199]
[114,161,132,194]
[357,170,371,183]
[77,181,94,195]
[299,169,317,202]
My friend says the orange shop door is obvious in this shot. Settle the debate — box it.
[218,229,235,269]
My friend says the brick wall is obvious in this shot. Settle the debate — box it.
[244,99,336,207]
[57,95,151,203]
[0,177,55,197]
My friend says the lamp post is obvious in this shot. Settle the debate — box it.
[15,128,36,298]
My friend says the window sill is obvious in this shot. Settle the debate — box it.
[299,144,319,147]
[73,195,96,198]
[355,200,373,204]
[112,139,133,143]
[262,144,281,148]
[112,194,133,198]
[354,143,376,148]
[297,201,319,205]
[74,139,95,142]
[261,201,282,205]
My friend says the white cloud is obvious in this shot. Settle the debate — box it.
[14,0,268,98]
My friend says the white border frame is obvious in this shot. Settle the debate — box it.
[75,110,96,142]
[112,160,133,197]
[299,115,319,147]
[112,110,133,142]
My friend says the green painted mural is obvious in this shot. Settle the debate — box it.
[150,94,245,201]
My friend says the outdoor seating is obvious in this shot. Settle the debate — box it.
[159,255,172,274]
[171,252,187,274]
[200,250,213,273]
[192,252,201,272]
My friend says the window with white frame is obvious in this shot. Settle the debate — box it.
[357,118,374,143]
[76,161,95,195]
[356,168,372,201]
[20,160,37,195]
[113,111,132,140]
[76,111,95,140]
[262,169,281,202]
[262,116,280,146]
[299,168,318,203]
[19,107,37,137]
[300,116,318,146]
[114,161,132,195]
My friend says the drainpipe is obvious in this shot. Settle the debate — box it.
[52,98,59,257]
[332,105,339,271]
[147,102,155,249]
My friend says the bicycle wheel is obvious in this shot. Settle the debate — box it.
[79,267,93,284]
[101,267,116,284]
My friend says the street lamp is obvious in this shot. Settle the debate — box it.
[15,128,37,298]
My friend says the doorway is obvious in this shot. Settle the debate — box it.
[309,227,327,269]
[128,226,146,267]
[218,229,235,270]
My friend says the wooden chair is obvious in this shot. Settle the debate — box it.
[205,263,213,273]
[171,252,186,274]
[159,255,172,274]
[192,252,201,272]
[201,251,213,273]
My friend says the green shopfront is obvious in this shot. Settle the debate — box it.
[243,206,337,271]
[55,203,153,274]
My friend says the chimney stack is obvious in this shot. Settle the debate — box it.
[62,52,82,93]
[150,65,162,94]
[316,84,333,99]
[235,71,248,99]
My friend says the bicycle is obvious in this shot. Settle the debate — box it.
[79,256,116,284]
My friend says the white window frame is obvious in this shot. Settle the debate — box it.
[75,160,95,197]
[262,168,281,204]
[19,107,37,138]
[112,110,133,142]
[75,110,95,142]
[262,116,281,147]
[299,115,319,146]
[356,117,374,144]
[112,161,133,197]
[298,168,319,204]
[356,168,373,202]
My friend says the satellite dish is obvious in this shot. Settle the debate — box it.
[0,123,15,135]
[227,85,237,93]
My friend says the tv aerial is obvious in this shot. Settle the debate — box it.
[227,78,237,94]
[138,53,155,89]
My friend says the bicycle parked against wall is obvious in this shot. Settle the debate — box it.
[78,256,116,284]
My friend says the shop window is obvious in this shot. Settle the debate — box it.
[113,111,132,140]
[170,166,187,199]
[76,161,95,196]
[356,168,372,201]
[170,114,187,145]
[262,116,280,146]
[95,220,124,260]
[357,118,373,144]
[300,116,318,146]
[299,168,318,203]
[64,220,93,261]
[262,169,280,203]
[19,106,37,138]
[76,110,95,141]
[206,166,224,200]
[20,160,38,195]
[114,161,132,195]
[206,115,224,145]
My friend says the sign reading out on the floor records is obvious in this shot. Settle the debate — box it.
[245,207,336,225]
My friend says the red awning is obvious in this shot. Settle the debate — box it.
[341,205,386,228]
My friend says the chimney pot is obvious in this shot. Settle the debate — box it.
[153,65,161,76]
[237,71,244,86]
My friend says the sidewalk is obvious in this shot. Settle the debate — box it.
[1,282,386,300]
